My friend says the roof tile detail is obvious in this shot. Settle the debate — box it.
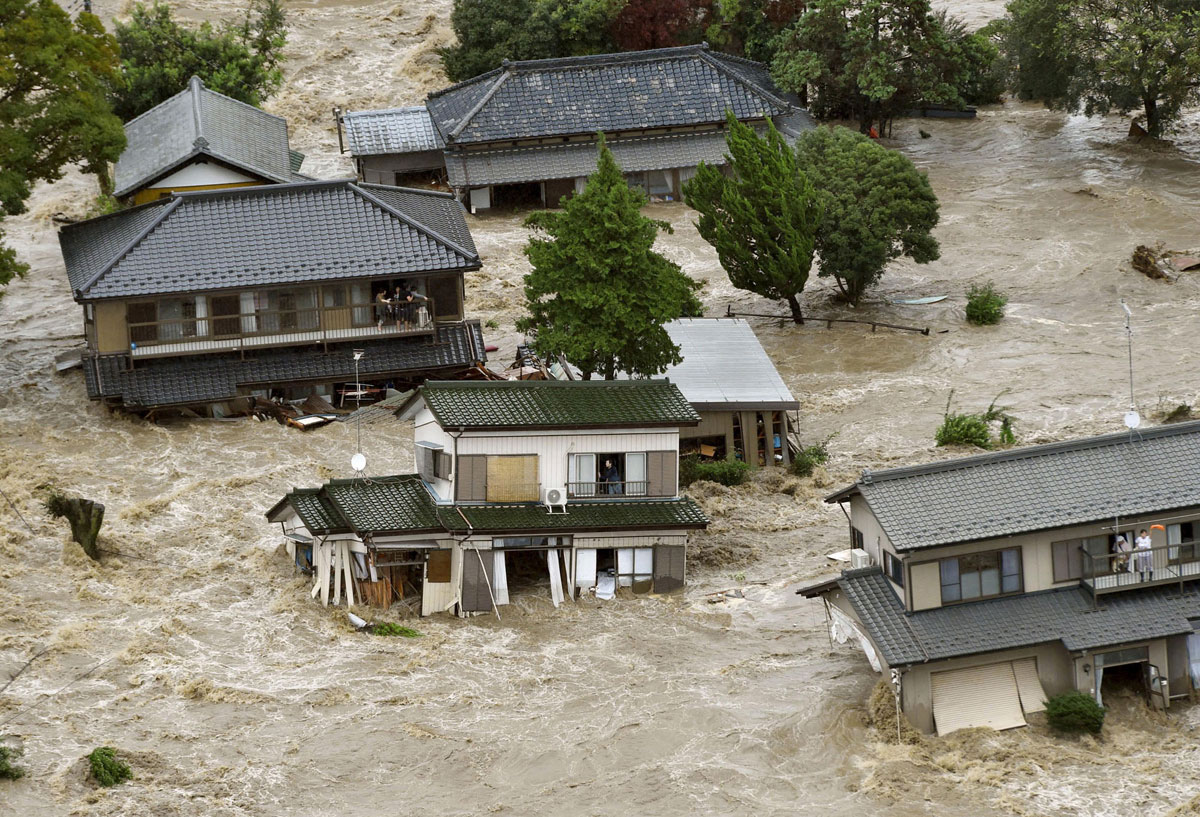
[342,107,445,155]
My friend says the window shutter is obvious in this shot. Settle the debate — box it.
[653,544,686,593]
[456,455,487,501]
[416,446,435,481]
[436,451,452,480]
[460,550,492,613]
[485,455,538,502]
[427,549,452,583]
[647,451,677,497]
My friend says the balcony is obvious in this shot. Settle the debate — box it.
[1081,541,1200,598]
[124,296,436,359]
[567,481,650,498]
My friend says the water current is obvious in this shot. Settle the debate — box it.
[1,1,1199,814]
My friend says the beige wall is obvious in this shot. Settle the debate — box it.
[93,301,127,353]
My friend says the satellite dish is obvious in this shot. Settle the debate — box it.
[1124,410,1141,429]
[351,452,367,472]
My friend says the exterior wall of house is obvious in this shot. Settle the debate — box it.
[1071,638,1171,704]
[360,153,446,183]
[848,495,894,567]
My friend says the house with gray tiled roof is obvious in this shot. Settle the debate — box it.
[267,379,707,616]
[800,421,1200,735]
[114,76,308,205]
[339,44,814,209]
[59,179,486,413]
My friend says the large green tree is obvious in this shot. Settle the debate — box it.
[110,0,287,121]
[517,136,702,380]
[771,0,964,134]
[999,0,1200,137]
[0,0,125,297]
[683,114,821,323]
[795,126,939,303]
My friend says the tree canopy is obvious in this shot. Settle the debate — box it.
[110,0,287,121]
[996,0,1200,137]
[0,0,125,298]
[795,126,940,304]
[683,114,821,323]
[517,136,702,380]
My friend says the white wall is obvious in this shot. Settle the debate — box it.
[154,160,257,188]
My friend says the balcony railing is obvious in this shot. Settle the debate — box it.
[124,296,435,359]
[1081,541,1200,601]
[567,480,650,498]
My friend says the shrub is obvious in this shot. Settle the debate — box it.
[936,391,1017,449]
[87,747,132,787]
[1045,691,1105,735]
[680,455,750,487]
[370,622,422,638]
[790,437,832,477]
[0,746,25,780]
[1162,403,1193,423]
[484,319,499,329]
[965,281,1007,325]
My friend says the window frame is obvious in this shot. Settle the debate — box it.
[939,547,1022,605]
[883,550,904,588]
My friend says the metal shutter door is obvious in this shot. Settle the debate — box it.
[931,662,1026,736]
[1012,657,1048,713]
[460,549,492,613]
[653,544,686,593]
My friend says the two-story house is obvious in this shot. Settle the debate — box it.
[800,421,1200,735]
[266,380,709,617]
[59,179,485,414]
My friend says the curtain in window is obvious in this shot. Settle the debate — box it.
[626,452,647,496]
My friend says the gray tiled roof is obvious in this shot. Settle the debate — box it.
[426,44,795,145]
[60,180,480,300]
[444,130,730,187]
[84,323,486,409]
[807,567,1200,667]
[113,76,296,198]
[829,421,1200,552]
[356,184,476,255]
[342,107,445,155]
[414,380,701,430]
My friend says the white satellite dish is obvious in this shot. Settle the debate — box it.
[351,452,367,472]
[1124,410,1141,429]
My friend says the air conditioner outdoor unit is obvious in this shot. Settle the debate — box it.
[542,486,569,514]
[849,548,872,569]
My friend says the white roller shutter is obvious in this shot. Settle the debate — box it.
[1012,657,1048,713]
[931,662,1027,736]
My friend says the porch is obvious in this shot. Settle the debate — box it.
[1081,541,1200,596]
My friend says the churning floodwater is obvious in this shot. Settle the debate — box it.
[2,1,1200,814]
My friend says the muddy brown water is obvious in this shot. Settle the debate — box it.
[2,1,1200,814]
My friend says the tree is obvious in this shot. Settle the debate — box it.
[0,0,125,298]
[110,0,287,121]
[517,136,702,380]
[707,0,806,63]
[771,0,965,134]
[795,126,939,303]
[937,11,1005,106]
[999,0,1200,137]
[611,0,709,51]
[683,113,821,323]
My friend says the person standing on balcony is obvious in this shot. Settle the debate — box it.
[600,458,622,495]
[375,289,390,330]
[1112,535,1132,574]
[392,284,413,331]
[1135,529,1154,581]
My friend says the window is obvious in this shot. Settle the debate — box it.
[1051,536,1109,582]
[940,548,1021,604]
[568,452,666,497]
[851,527,865,550]
[884,551,904,587]
[1167,522,1197,563]
[434,451,452,480]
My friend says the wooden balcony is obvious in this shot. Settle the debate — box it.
[1081,541,1200,599]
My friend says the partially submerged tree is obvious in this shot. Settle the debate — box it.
[518,136,702,380]
[111,0,287,121]
[0,0,125,299]
[45,491,106,560]
[998,0,1200,137]
[683,114,821,323]
[795,126,940,303]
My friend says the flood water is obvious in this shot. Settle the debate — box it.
[2,1,1200,814]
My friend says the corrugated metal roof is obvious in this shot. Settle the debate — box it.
[652,319,797,410]
[342,107,445,155]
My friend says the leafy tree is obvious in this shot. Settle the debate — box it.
[999,0,1200,137]
[611,0,709,51]
[771,0,964,134]
[707,0,807,63]
[0,0,125,299]
[517,136,702,380]
[795,126,939,303]
[683,113,821,323]
[110,0,287,121]
[937,11,1005,106]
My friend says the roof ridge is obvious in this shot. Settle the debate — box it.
[427,66,506,100]
[120,81,195,129]
[195,77,289,127]
[694,49,791,114]
[190,76,205,146]
[74,198,182,297]
[423,378,675,389]
[349,183,478,262]
[446,70,512,142]
[344,105,430,117]
[356,182,456,200]
[167,177,356,200]
[488,44,711,74]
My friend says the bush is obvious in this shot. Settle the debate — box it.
[789,439,831,477]
[965,281,1007,325]
[0,746,25,780]
[680,455,750,487]
[1045,691,1105,735]
[87,747,132,787]
[370,622,422,638]
[936,391,1016,449]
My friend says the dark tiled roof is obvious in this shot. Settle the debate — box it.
[60,180,480,300]
[830,421,1200,552]
[84,323,486,409]
[812,567,1200,667]
[343,107,445,155]
[416,380,701,430]
[113,76,295,198]
[426,44,795,145]
[267,488,349,534]
[356,184,477,255]
[455,499,708,533]
[324,475,446,534]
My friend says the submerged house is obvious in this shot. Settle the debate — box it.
[800,421,1200,735]
[114,76,308,205]
[59,180,485,413]
[266,380,709,616]
[339,44,814,210]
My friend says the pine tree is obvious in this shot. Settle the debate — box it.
[517,136,702,380]
[683,114,821,323]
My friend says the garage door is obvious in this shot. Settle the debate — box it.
[931,662,1027,736]
[1012,657,1048,713]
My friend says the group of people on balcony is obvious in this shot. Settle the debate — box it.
[1112,529,1156,581]
[374,283,426,332]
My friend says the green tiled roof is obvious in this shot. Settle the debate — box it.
[266,488,348,534]
[417,379,700,430]
[323,475,445,534]
[453,499,708,533]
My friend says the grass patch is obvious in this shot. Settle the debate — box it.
[87,747,131,787]
[1045,691,1105,735]
[0,746,25,780]
[680,455,750,487]
[370,622,422,638]
[484,319,499,329]
[965,281,1007,325]
[936,391,1016,450]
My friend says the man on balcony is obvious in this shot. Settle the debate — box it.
[1135,529,1154,581]
[600,459,623,495]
